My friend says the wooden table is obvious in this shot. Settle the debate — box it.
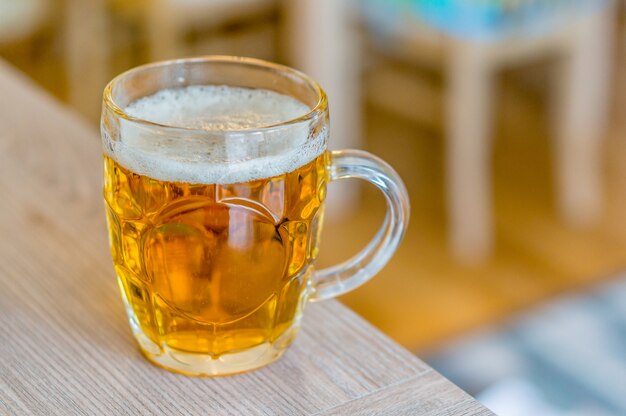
[0,61,493,416]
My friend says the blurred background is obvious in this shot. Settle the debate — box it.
[1,0,625,414]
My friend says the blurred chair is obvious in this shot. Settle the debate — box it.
[0,0,54,98]
[64,0,277,121]
[145,0,277,60]
[361,0,616,261]
[0,0,50,45]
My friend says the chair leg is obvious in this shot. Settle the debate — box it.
[64,0,108,121]
[554,6,615,226]
[446,40,494,262]
[283,0,362,221]
[146,0,180,61]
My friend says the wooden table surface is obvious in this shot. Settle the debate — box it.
[0,61,493,416]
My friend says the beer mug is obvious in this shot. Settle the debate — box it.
[101,56,409,376]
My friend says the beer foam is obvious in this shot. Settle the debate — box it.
[125,85,310,131]
[106,85,327,184]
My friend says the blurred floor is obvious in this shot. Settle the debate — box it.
[427,275,626,416]
[320,55,626,353]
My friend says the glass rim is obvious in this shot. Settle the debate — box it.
[102,55,328,133]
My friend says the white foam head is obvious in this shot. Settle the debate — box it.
[106,85,327,184]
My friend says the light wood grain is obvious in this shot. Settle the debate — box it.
[0,60,493,415]
[317,372,494,416]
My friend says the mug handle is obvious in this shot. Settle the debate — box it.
[310,149,410,301]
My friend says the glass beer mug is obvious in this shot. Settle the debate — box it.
[101,56,409,376]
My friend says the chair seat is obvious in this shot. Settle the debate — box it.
[363,0,610,41]
[168,0,276,27]
[110,0,275,28]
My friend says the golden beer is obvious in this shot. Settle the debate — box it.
[104,151,328,369]
[101,56,409,376]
